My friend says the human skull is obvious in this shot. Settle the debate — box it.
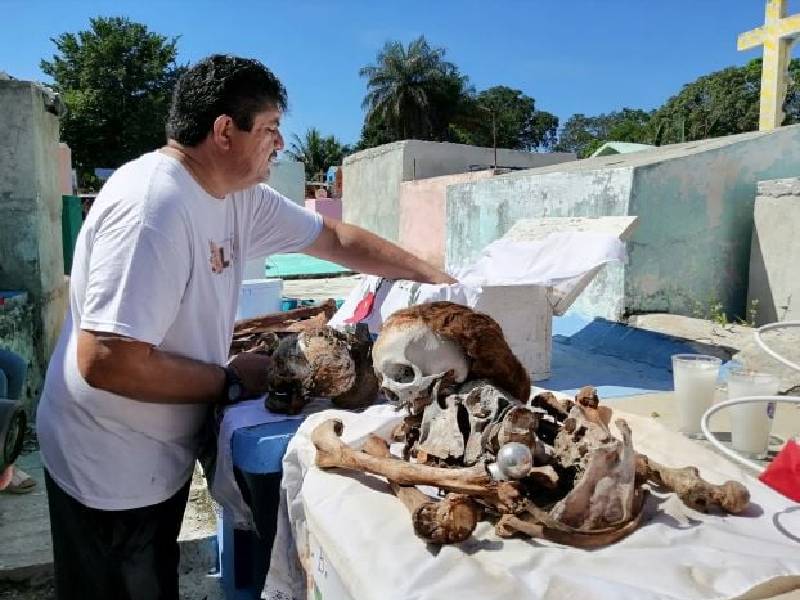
[373,320,469,413]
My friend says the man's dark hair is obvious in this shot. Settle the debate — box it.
[167,54,288,146]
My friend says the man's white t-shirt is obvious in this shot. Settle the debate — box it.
[37,151,323,510]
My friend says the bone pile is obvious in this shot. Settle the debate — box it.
[312,302,750,547]
[230,299,338,355]
[229,300,379,415]
[261,322,378,415]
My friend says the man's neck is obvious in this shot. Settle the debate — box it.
[161,141,229,199]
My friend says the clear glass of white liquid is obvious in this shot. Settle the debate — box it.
[672,354,722,439]
[727,368,779,460]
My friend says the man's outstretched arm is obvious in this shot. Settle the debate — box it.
[305,217,456,285]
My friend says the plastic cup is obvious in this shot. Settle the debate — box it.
[727,368,779,459]
[672,354,722,439]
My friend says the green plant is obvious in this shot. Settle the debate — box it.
[709,300,728,327]
[690,297,759,328]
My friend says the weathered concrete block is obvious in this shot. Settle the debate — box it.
[474,286,552,380]
[265,159,305,205]
[0,79,68,408]
[342,140,575,243]
[747,177,800,325]
[398,170,495,269]
[446,126,800,321]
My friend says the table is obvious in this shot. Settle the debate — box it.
[220,418,304,600]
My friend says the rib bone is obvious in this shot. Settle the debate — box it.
[496,492,647,548]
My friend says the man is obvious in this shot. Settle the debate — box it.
[36,54,453,600]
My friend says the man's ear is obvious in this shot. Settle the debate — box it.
[211,115,234,150]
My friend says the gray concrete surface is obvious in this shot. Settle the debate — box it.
[266,158,305,205]
[747,177,800,325]
[0,79,69,413]
[630,313,800,393]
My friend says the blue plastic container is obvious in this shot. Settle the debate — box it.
[280,297,299,311]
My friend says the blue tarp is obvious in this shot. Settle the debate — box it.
[544,314,733,399]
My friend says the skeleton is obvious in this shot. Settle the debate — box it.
[312,302,751,546]
[372,302,531,413]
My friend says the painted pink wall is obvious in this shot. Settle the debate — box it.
[399,170,495,269]
[305,198,342,220]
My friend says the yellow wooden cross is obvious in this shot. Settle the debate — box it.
[738,0,800,130]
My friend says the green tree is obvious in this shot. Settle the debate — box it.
[651,58,800,144]
[359,36,471,144]
[556,108,653,157]
[454,86,558,151]
[41,17,183,189]
[355,113,395,150]
[286,127,349,181]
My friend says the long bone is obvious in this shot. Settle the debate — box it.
[311,419,557,513]
[635,454,750,514]
[361,435,479,544]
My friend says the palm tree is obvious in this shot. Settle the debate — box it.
[359,36,469,142]
[286,127,348,181]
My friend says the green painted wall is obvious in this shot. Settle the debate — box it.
[446,125,800,321]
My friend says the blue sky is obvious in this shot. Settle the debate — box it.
[1,1,796,149]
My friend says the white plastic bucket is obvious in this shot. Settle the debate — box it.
[236,278,283,320]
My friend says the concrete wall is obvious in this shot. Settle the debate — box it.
[0,80,68,409]
[342,140,576,243]
[305,198,342,220]
[447,168,633,320]
[446,125,800,321]
[266,158,305,205]
[245,159,307,277]
[342,142,407,242]
[747,177,800,324]
[398,170,495,269]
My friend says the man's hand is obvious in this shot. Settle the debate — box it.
[428,271,458,285]
[227,352,274,398]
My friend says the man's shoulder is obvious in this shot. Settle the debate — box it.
[97,152,181,201]
[88,152,191,234]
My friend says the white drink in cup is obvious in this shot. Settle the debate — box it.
[672,354,722,439]
[727,369,779,459]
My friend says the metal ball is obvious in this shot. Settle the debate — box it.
[496,442,533,479]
